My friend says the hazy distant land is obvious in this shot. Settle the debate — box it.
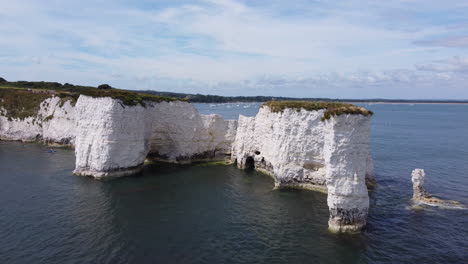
[1,78,466,104]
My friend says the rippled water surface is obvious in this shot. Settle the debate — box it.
[1,103,467,263]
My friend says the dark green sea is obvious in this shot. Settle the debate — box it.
[0,103,467,263]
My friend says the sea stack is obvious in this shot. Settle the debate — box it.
[411,168,466,209]
[411,169,426,199]
[231,101,374,232]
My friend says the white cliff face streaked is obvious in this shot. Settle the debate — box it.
[40,97,76,146]
[148,101,237,162]
[0,115,42,141]
[232,107,329,190]
[73,96,238,178]
[73,96,151,178]
[231,106,373,232]
[0,96,75,144]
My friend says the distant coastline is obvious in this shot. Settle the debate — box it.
[348,101,468,105]
[140,90,468,104]
[1,77,467,104]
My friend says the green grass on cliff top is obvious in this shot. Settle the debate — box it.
[0,82,180,119]
[81,89,180,107]
[0,89,52,120]
[263,101,373,120]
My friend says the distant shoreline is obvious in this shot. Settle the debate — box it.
[195,101,468,105]
[2,79,467,105]
[348,101,468,105]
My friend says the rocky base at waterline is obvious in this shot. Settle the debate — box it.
[328,208,368,233]
[411,169,466,209]
[73,164,145,180]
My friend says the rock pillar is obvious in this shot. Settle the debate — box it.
[324,115,371,233]
[411,169,426,200]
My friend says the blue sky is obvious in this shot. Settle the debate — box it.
[1,0,467,99]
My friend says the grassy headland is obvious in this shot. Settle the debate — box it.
[0,79,179,119]
[0,89,52,120]
[263,101,373,120]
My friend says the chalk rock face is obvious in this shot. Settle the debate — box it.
[148,102,237,162]
[412,169,426,199]
[232,108,330,190]
[0,96,75,144]
[40,97,76,146]
[73,96,237,178]
[73,96,151,178]
[324,114,372,233]
[0,114,42,141]
[231,106,373,232]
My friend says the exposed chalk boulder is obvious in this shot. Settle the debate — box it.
[231,103,374,232]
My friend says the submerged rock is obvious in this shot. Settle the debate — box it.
[411,169,466,209]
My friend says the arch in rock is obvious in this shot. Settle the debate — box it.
[244,156,255,170]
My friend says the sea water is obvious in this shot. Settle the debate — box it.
[0,103,467,263]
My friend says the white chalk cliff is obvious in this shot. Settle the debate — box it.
[0,96,75,144]
[231,106,373,232]
[73,96,237,178]
[0,94,374,232]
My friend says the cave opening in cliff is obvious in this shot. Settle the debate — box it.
[245,156,255,170]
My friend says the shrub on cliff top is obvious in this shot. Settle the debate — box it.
[0,77,6,83]
[97,84,112,89]
[263,101,373,121]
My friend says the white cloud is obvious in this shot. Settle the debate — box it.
[0,0,467,98]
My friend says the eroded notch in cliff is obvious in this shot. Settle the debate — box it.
[245,156,255,170]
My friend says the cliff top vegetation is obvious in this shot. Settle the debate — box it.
[0,80,180,112]
[0,81,180,119]
[81,89,180,107]
[1,78,467,104]
[0,89,52,120]
[263,101,373,121]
